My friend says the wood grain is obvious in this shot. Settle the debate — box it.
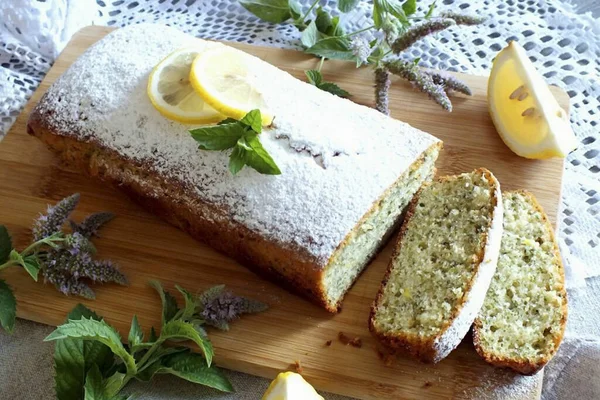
[0,25,568,399]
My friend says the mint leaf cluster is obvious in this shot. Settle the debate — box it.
[46,281,268,399]
[305,70,350,98]
[0,195,124,333]
[190,109,281,176]
[239,0,484,113]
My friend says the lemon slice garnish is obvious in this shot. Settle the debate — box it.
[262,372,324,400]
[147,48,224,124]
[488,41,577,159]
[189,47,274,126]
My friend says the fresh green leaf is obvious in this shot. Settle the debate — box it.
[149,280,180,326]
[0,225,12,264]
[301,20,321,49]
[128,315,143,350]
[315,82,351,98]
[288,0,302,20]
[149,326,158,342]
[22,255,40,282]
[243,134,282,175]
[0,280,16,333]
[402,0,417,16]
[240,0,292,24]
[54,304,115,400]
[228,146,247,176]
[239,109,263,133]
[84,364,109,400]
[413,57,421,65]
[314,7,333,35]
[217,117,239,125]
[176,285,196,320]
[135,347,190,382]
[141,351,233,392]
[425,0,437,19]
[338,0,359,13]
[103,372,126,398]
[306,37,356,61]
[160,320,214,366]
[330,16,343,35]
[46,317,137,376]
[305,69,323,86]
[189,123,245,151]
[375,0,408,24]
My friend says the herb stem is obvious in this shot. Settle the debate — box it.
[0,259,19,271]
[343,25,375,38]
[137,340,163,370]
[317,57,325,72]
[300,0,320,22]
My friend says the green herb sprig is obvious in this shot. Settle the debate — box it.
[46,281,268,399]
[189,109,281,176]
[239,0,485,113]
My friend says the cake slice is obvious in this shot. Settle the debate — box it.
[27,24,442,312]
[369,168,503,362]
[473,190,567,375]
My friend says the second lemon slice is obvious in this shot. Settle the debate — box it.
[190,47,274,126]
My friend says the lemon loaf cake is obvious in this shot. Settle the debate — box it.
[473,190,567,375]
[369,168,503,362]
[27,24,442,312]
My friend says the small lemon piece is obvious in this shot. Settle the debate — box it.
[147,48,223,124]
[262,372,324,400]
[189,47,274,126]
[488,41,577,159]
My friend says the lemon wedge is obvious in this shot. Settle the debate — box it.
[147,48,223,124]
[262,372,324,400]
[488,41,577,159]
[189,47,274,126]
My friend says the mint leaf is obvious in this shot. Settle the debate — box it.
[175,285,196,320]
[305,69,323,86]
[375,0,408,24]
[301,20,321,49]
[289,0,302,20]
[54,304,114,400]
[84,364,108,400]
[228,146,247,176]
[22,255,40,282]
[402,0,417,16]
[0,280,16,333]
[190,123,244,150]
[147,351,233,392]
[306,37,356,61]
[239,109,263,133]
[46,317,137,376]
[149,280,180,326]
[103,372,126,398]
[160,320,214,366]
[128,315,143,350]
[243,134,282,175]
[149,326,158,342]
[317,82,351,98]
[0,225,12,264]
[315,7,333,34]
[338,0,359,13]
[425,0,436,19]
[135,347,190,382]
[240,0,292,24]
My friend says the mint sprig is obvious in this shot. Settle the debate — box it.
[305,70,351,98]
[46,282,267,399]
[190,110,281,176]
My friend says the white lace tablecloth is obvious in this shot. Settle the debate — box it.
[0,1,598,399]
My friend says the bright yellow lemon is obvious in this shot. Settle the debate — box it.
[488,41,577,159]
[262,372,324,400]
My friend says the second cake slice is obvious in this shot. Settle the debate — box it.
[369,168,503,362]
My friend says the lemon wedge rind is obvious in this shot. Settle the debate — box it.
[262,372,324,400]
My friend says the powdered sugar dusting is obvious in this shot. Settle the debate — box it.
[34,24,439,265]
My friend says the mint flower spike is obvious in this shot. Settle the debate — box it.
[32,193,80,241]
[199,286,268,331]
[70,212,115,238]
[385,60,452,112]
[426,70,472,96]
[391,19,456,54]
[439,12,486,26]
[375,68,391,115]
[350,36,372,65]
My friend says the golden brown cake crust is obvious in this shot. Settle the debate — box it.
[369,168,502,363]
[472,189,568,375]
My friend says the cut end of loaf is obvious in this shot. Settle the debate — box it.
[370,168,502,362]
[473,190,568,375]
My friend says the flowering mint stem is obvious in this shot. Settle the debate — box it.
[0,259,20,271]
[343,25,375,38]
[317,57,325,72]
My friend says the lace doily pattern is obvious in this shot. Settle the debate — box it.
[0,0,598,289]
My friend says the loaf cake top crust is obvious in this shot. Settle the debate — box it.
[33,24,440,266]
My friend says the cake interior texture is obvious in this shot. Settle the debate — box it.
[372,171,496,337]
[323,145,440,307]
[476,191,566,364]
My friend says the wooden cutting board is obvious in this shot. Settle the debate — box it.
[0,26,568,399]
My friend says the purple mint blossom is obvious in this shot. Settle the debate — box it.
[385,59,452,111]
[350,36,371,65]
[64,232,96,256]
[426,71,472,96]
[391,19,455,54]
[375,68,391,115]
[32,194,80,241]
[200,287,268,330]
[439,12,485,26]
[70,212,115,238]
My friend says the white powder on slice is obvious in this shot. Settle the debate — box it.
[34,24,439,265]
